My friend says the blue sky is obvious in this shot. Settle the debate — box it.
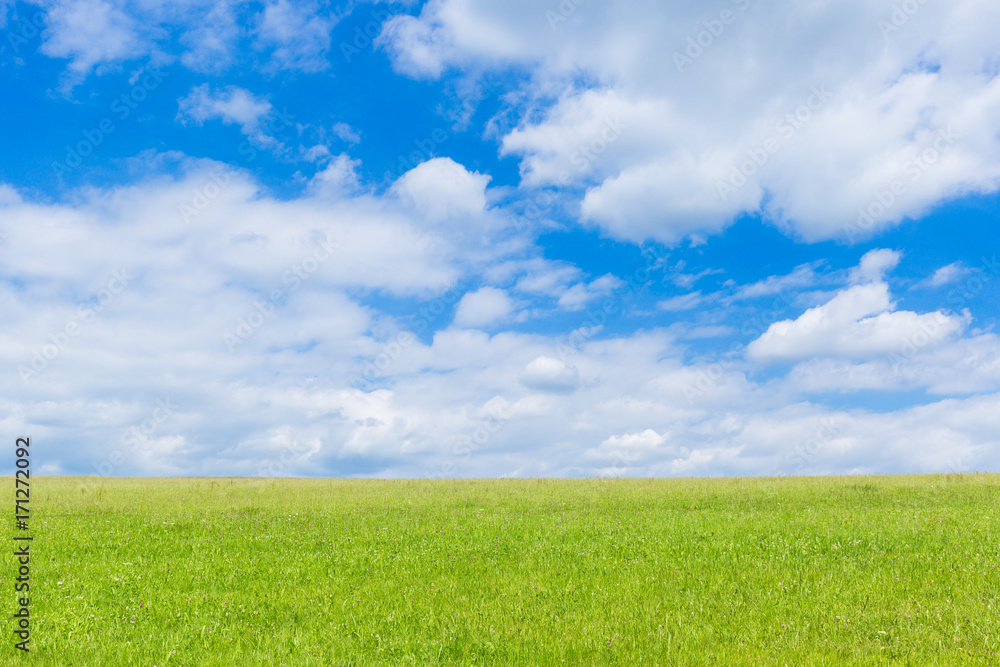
[1,0,999,478]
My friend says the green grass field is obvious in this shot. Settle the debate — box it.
[3,474,999,665]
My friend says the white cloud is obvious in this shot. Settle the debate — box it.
[332,122,361,145]
[556,273,624,311]
[40,0,145,84]
[379,0,1000,243]
[392,157,491,223]
[180,1,239,73]
[519,356,579,393]
[327,327,1000,477]
[308,153,361,197]
[376,8,453,79]
[509,260,581,295]
[453,286,513,327]
[767,254,1000,396]
[669,263,722,290]
[500,89,638,186]
[22,0,340,84]
[492,260,628,315]
[0,151,556,476]
[927,261,968,287]
[658,292,704,312]
[255,0,334,72]
[177,84,273,138]
[585,428,671,465]
[13,1,1000,482]
[3,185,1000,479]
[785,331,1000,395]
[580,146,761,243]
[734,263,818,300]
[747,280,964,363]
[849,248,901,284]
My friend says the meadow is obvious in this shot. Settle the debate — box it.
[3,474,999,665]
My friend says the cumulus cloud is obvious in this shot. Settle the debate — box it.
[308,153,361,197]
[376,7,454,79]
[747,281,963,363]
[329,327,1000,477]
[3,174,999,479]
[392,157,491,223]
[849,248,901,284]
[7,0,1000,480]
[40,0,146,85]
[744,248,974,363]
[585,429,671,464]
[453,286,513,327]
[519,356,579,393]
[785,333,1000,395]
[379,0,1000,243]
[0,149,555,476]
